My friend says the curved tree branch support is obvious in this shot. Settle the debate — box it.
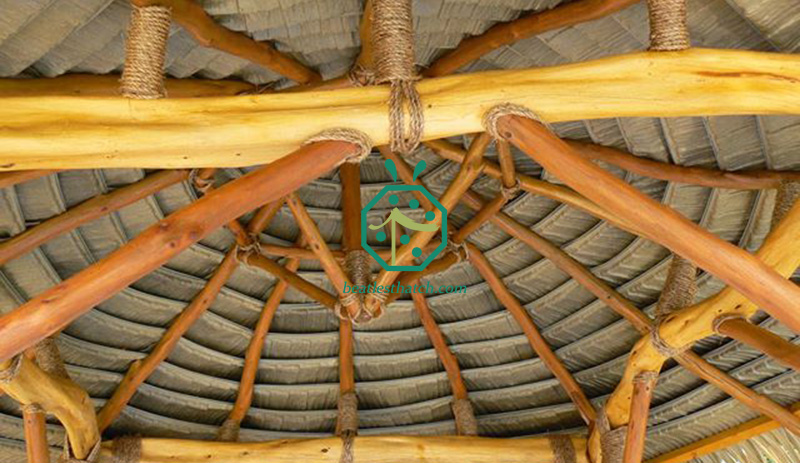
[3,49,800,170]
[0,140,361,362]
[495,115,800,333]
[97,435,589,463]
[0,356,99,459]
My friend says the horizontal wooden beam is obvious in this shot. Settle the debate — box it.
[133,0,319,84]
[3,49,800,170]
[97,436,589,463]
[568,140,800,189]
[424,0,640,77]
[0,170,59,189]
[0,141,359,362]
[715,317,800,371]
[647,402,800,463]
[0,74,254,98]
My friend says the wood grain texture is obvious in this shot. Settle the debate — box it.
[0,75,254,97]
[716,317,800,371]
[3,49,800,170]
[97,435,589,463]
[22,406,49,463]
[0,141,358,362]
[623,374,657,463]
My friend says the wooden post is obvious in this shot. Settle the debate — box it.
[452,194,507,244]
[623,373,658,463]
[496,115,800,334]
[97,251,239,431]
[242,252,339,310]
[339,162,362,392]
[22,404,50,463]
[0,170,190,266]
[0,140,360,362]
[715,317,800,371]
[468,245,596,425]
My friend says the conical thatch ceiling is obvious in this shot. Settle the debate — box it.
[0,1,799,463]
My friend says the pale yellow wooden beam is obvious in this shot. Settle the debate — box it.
[97,436,588,463]
[2,48,800,170]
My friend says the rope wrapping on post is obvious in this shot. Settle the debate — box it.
[34,337,71,379]
[772,180,800,228]
[548,435,577,463]
[121,5,171,99]
[347,64,377,87]
[111,436,142,463]
[647,0,690,51]
[597,407,627,463]
[344,249,379,323]
[336,392,359,463]
[650,255,697,357]
[304,128,374,164]
[482,103,550,140]
[450,398,479,436]
[372,0,423,155]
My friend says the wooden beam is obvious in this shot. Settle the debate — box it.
[1,356,98,459]
[495,141,517,190]
[97,250,239,431]
[131,0,319,84]
[425,139,638,234]
[497,115,800,334]
[97,436,589,463]
[0,170,59,189]
[364,134,490,315]
[242,252,339,310]
[287,193,361,319]
[411,291,468,400]
[468,245,596,425]
[0,170,189,266]
[4,49,800,170]
[452,193,507,244]
[623,373,657,463]
[424,0,639,77]
[339,162,361,392]
[22,405,49,463]
[458,189,800,457]
[0,74,254,98]
[0,140,359,362]
[646,402,800,463]
[568,140,800,189]
[715,317,800,371]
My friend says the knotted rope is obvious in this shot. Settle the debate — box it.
[647,0,690,51]
[34,337,71,379]
[451,398,479,436]
[548,435,577,463]
[343,249,380,323]
[110,436,142,463]
[446,238,470,263]
[305,128,374,164]
[216,418,240,442]
[597,407,627,463]
[121,5,171,99]
[347,64,377,87]
[650,255,696,358]
[772,180,800,228]
[336,392,359,463]
[188,169,214,196]
[500,178,522,201]
[372,0,423,154]
[482,103,551,140]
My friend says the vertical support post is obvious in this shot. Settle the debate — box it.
[622,372,658,463]
[23,404,49,463]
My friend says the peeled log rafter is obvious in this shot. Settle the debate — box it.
[568,140,800,189]
[131,0,319,84]
[22,405,49,463]
[497,115,800,334]
[424,0,640,77]
[0,141,360,362]
[3,49,800,170]
[97,435,589,463]
[1,356,99,459]
[715,317,800,371]
[0,170,59,189]
[0,169,190,266]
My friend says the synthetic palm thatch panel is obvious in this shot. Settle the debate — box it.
[0,0,799,462]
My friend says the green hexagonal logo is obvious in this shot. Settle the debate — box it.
[361,159,448,271]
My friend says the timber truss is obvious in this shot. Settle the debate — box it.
[0,1,798,463]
